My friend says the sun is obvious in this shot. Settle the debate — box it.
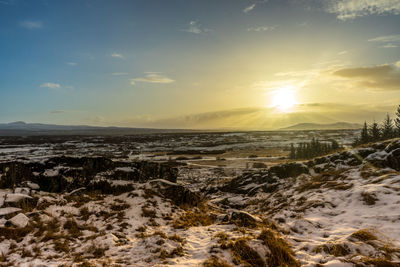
[270,86,297,112]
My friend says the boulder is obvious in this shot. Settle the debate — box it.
[268,162,309,179]
[386,148,400,171]
[230,210,262,227]
[0,207,22,219]
[149,179,200,206]
[3,193,37,210]
[6,213,29,228]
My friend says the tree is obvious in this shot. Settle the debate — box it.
[382,113,394,139]
[290,143,296,159]
[360,121,369,144]
[395,105,400,137]
[369,121,381,141]
[331,139,339,150]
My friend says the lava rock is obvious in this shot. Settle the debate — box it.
[149,179,201,206]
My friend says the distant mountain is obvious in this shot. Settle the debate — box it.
[280,122,362,131]
[0,121,195,136]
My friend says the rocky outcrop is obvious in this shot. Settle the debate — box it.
[268,162,309,179]
[0,157,181,192]
[149,179,201,207]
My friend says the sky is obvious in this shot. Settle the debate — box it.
[0,0,400,130]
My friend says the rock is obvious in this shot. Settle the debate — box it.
[149,179,201,206]
[3,193,37,210]
[230,210,262,227]
[26,181,40,190]
[0,207,22,218]
[6,213,29,228]
[386,148,400,171]
[252,162,267,169]
[268,162,309,179]
[0,156,180,192]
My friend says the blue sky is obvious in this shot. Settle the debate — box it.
[1,0,400,129]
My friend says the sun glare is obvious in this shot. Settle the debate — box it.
[270,86,297,112]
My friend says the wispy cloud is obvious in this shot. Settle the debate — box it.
[40,82,61,89]
[111,52,124,58]
[247,25,276,32]
[183,21,211,34]
[324,0,400,20]
[67,62,77,66]
[111,72,129,76]
[243,3,256,13]
[131,73,174,85]
[50,110,66,114]
[368,34,400,48]
[20,21,43,29]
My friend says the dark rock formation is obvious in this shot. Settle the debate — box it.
[149,179,201,207]
[0,157,180,193]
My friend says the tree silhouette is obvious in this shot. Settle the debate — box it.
[382,113,394,140]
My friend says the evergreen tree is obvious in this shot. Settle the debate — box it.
[360,121,369,144]
[290,143,296,159]
[382,113,394,139]
[331,139,339,150]
[369,121,381,141]
[395,105,400,137]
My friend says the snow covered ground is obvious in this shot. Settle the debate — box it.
[1,133,400,267]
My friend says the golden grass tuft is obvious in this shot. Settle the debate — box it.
[350,229,377,242]
[229,238,265,267]
[203,257,233,267]
[258,229,300,267]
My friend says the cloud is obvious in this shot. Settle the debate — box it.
[112,72,129,76]
[20,21,43,29]
[67,62,77,66]
[40,82,61,89]
[183,21,211,34]
[50,110,66,114]
[324,0,400,20]
[243,3,256,13]
[368,34,400,48]
[247,25,276,32]
[120,103,395,130]
[332,63,400,90]
[111,52,124,58]
[131,73,174,85]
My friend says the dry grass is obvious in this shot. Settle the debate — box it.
[159,245,185,259]
[357,257,400,267]
[361,192,378,205]
[313,243,351,257]
[229,238,265,267]
[203,257,233,267]
[258,229,300,267]
[173,206,214,229]
[63,219,82,238]
[296,169,349,193]
[350,229,377,242]
[141,207,157,218]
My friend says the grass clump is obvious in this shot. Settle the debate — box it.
[350,229,377,242]
[203,257,233,267]
[229,238,265,267]
[258,229,300,267]
[141,207,157,218]
[173,209,214,229]
[361,192,378,205]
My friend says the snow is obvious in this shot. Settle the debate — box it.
[0,207,21,216]
[8,213,29,228]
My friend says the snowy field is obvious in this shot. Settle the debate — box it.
[2,130,400,266]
